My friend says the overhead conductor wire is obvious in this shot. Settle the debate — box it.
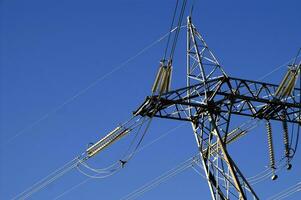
[267,182,301,200]
[52,124,185,200]
[169,0,187,61]
[120,156,197,200]
[1,25,186,147]
[12,21,189,199]
[12,116,141,199]
[11,156,84,200]
[163,0,179,61]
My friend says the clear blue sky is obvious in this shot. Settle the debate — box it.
[1,0,301,199]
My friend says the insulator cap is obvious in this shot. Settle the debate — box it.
[286,163,292,170]
[271,174,278,181]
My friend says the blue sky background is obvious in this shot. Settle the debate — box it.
[1,0,301,199]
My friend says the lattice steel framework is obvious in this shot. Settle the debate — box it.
[134,17,301,200]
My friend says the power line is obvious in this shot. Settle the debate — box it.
[163,0,179,61]
[11,157,82,200]
[267,181,301,200]
[256,55,301,81]
[169,0,187,60]
[11,157,79,200]
[13,122,185,200]
[119,152,287,200]
[0,27,183,147]
[52,178,90,200]
[120,156,196,200]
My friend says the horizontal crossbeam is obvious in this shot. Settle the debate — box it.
[134,76,301,124]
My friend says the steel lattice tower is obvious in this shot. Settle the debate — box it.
[12,3,301,199]
[134,16,301,200]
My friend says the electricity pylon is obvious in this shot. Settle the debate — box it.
[133,16,301,200]
[13,6,301,199]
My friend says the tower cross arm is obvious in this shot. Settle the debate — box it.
[134,76,301,124]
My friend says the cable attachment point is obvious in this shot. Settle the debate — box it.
[119,160,128,168]
[271,174,278,181]
[286,163,292,170]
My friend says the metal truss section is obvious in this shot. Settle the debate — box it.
[187,16,227,88]
[134,77,301,124]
